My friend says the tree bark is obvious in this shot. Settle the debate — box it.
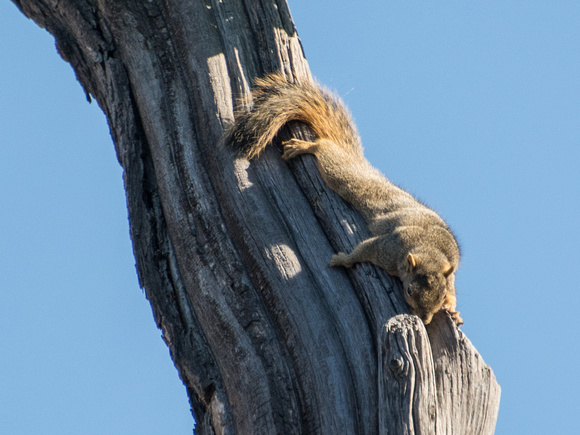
[11,1,500,433]
[379,314,500,435]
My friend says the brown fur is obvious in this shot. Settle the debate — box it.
[227,73,462,325]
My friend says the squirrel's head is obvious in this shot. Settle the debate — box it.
[401,253,455,325]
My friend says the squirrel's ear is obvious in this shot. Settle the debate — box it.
[406,253,417,273]
[442,263,455,278]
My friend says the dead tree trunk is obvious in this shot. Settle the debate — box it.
[11,1,500,433]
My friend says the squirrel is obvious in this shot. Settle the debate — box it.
[228,73,463,326]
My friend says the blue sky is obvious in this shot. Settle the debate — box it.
[2,1,579,434]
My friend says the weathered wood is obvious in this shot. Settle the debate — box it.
[427,312,501,435]
[11,0,500,433]
[379,315,438,435]
[379,314,501,434]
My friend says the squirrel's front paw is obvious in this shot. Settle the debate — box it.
[448,310,464,326]
[330,252,353,268]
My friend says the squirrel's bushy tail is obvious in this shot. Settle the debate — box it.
[229,73,361,159]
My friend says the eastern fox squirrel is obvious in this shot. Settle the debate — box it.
[228,73,463,326]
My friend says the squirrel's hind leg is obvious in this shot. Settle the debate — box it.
[282,138,319,160]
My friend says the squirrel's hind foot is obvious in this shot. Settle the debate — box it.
[282,139,318,160]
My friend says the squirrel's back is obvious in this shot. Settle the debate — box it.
[229,73,362,159]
